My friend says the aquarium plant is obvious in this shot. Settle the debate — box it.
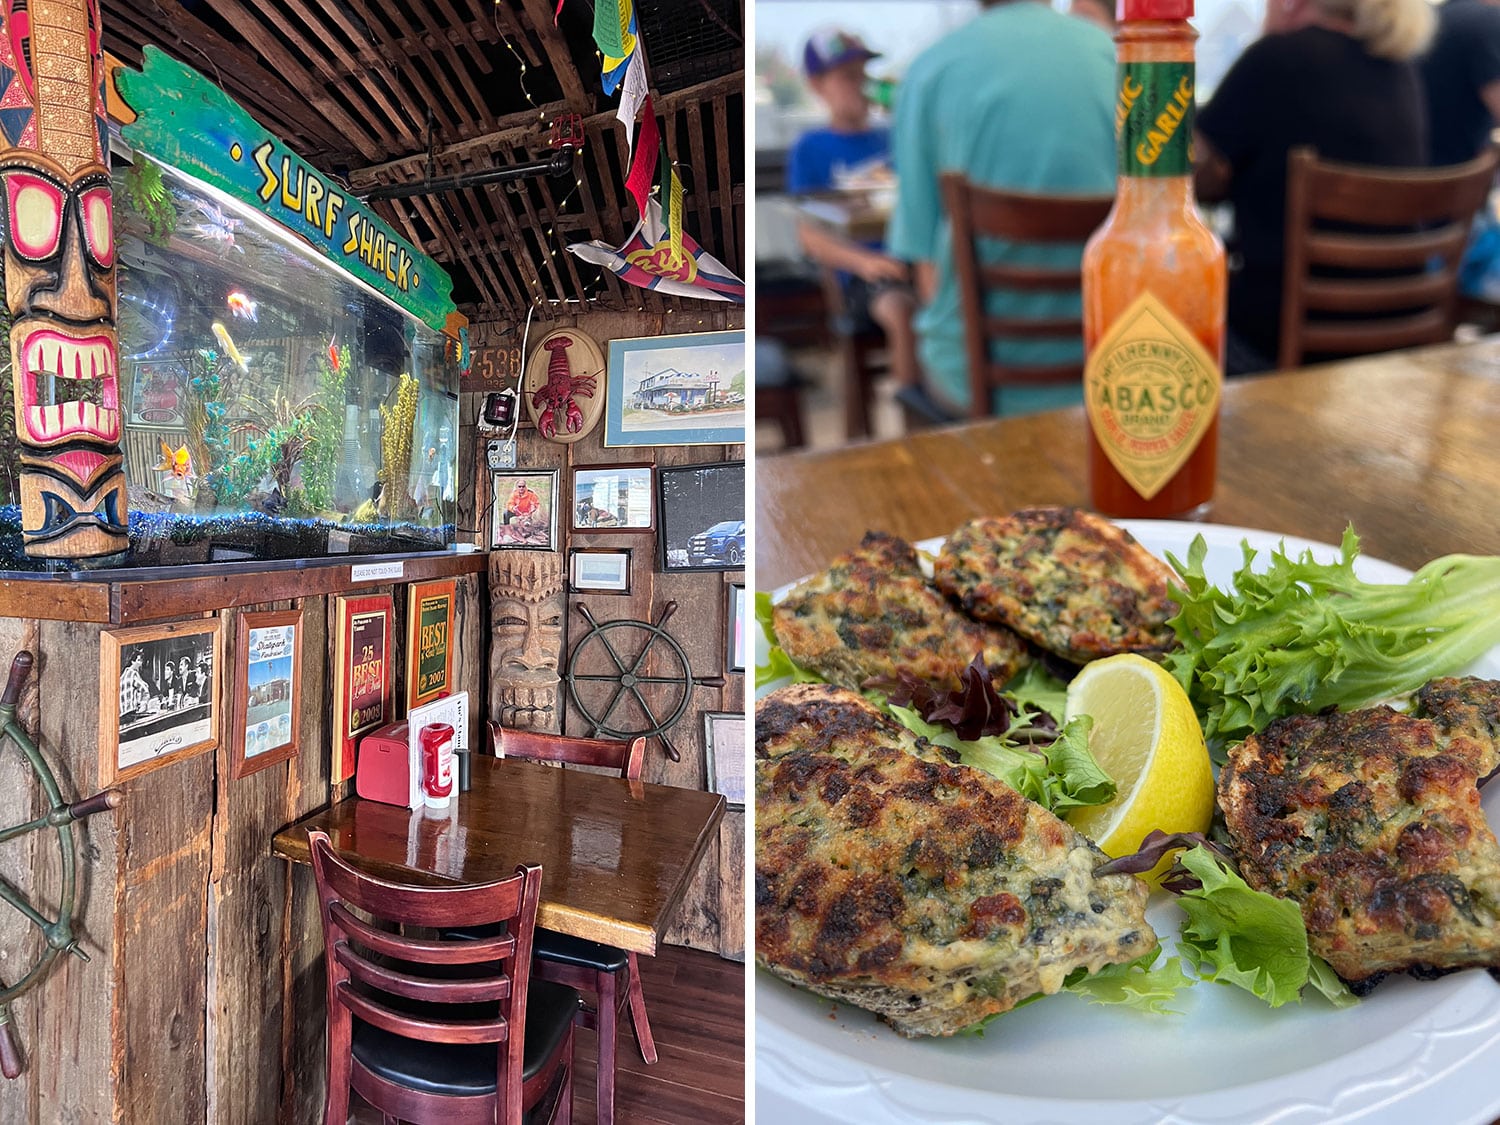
[379,373,419,521]
[298,344,349,514]
[122,158,178,247]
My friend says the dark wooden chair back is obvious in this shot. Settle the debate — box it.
[941,171,1114,418]
[308,829,542,1124]
[1278,145,1498,369]
[487,723,646,782]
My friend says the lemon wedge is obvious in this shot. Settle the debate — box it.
[1063,653,1214,877]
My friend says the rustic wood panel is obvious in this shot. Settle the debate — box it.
[718,810,745,962]
[0,618,38,1125]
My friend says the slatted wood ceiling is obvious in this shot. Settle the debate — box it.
[102,1,744,328]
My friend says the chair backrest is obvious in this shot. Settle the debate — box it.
[1278,145,1498,369]
[308,829,541,1122]
[941,172,1114,418]
[487,723,646,781]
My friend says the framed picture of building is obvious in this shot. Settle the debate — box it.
[406,579,457,711]
[605,331,746,447]
[229,609,303,779]
[572,464,653,531]
[332,593,394,783]
[100,619,221,786]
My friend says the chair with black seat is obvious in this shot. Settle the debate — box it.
[1278,145,1499,370]
[481,724,651,1125]
[935,171,1114,422]
[308,829,577,1125]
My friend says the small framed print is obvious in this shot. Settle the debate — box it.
[572,463,653,532]
[570,548,632,594]
[490,468,560,550]
[407,579,457,711]
[727,583,747,674]
[332,593,394,783]
[703,711,746,810]
[101,619,220,785]
[230,609,303,779]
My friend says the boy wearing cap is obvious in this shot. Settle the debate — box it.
[787,28,919,391]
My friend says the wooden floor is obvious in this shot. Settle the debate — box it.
[349,944,746,1124]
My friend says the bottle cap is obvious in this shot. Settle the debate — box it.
[1117,0,1193,19]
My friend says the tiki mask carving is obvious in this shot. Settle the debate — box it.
[489,551,563,733]
[0,0,126,559]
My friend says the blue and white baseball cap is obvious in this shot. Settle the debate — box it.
[803,28,880,77]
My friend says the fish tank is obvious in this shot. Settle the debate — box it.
[0,152,461,572]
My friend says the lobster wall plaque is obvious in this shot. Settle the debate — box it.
[0,652,120,1077]
[522,328,605,444]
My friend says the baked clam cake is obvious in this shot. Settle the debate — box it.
[756,506,1500,1043]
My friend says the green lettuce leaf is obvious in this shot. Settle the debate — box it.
[1001,663,1070,725]
[1063,947,1194,1014]
[1173,845,1354,1009]
[754,591,824,688]
[888,706,1114,812]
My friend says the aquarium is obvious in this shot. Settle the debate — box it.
[0,153,461,571]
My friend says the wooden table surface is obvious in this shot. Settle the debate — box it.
[273,755,726,955]
[758,339,1500,587]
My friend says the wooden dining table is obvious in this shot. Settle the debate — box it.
[759,338,1500,585]
[273,754,726,955]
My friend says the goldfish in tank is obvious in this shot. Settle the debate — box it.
[212,322,250,372]
[154,441,193,480]
[227,291,258,321]
[327,336,342,371]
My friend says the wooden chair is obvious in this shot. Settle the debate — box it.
[308,829,577,1125]
[941,172,1114,419]
[755,337,809,451]
[816,265,890,440]
[1278,145,1498,369]
[483,725,651,1125]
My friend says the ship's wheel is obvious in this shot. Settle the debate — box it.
[0,653,120,1079]
[564,602,725,762]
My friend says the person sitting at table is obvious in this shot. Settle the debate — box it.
[1421,0,1500,166]
[1195,0,1432,374]
[788,28,920,389]
[886,0,1115,417]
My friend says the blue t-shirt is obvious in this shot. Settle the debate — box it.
[787,126,891,195]
[887,4,1115,417]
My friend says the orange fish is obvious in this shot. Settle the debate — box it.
[327,336,341,371]
[154,441,192,480]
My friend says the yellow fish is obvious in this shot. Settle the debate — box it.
[154,441,192,480]
[212,321,249,372]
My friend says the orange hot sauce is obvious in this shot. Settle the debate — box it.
[1082,0,1226,519]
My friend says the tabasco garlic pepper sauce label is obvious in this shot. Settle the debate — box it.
[1085,291,1221,500]
[1117,62,1194,176]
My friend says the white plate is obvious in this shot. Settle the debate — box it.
[755,520,1500,1125]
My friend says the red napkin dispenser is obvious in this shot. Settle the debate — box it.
[356,721,412,806]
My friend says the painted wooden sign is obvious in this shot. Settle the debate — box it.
[116,47,457,333]
[523,329,606,444]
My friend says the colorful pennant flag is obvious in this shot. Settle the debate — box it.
[624,97,660,215]
[567,199,745,303]
[592,0,636,63]
[654,135,685,269]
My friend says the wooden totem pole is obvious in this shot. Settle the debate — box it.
[0,0,127,559]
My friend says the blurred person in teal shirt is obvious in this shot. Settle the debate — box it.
[887,0,1115,417]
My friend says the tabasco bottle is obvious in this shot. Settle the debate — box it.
[1082,0,1225,519]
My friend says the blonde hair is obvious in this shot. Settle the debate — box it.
[1316,0,1435,60]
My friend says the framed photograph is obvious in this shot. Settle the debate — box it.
[572,463,653,532]
[605,331,746,447]
[332,593,394,784]
[728,583,747,674]
[407,579,456,712]
[230,609,302,779]
[100,619,220,785]
[490,468,560,550]
[703,711,746,810]
[569,548,632,594]
[657,461,745,572]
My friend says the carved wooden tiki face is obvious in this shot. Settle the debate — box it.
[489,552,564,733]
[0,0,125,558]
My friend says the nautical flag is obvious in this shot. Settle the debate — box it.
[593,0,637,66]
[567,199,745,304]
[624,97,659,214]
[654,136,685,268]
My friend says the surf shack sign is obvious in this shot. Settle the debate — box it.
[115,48,457,333]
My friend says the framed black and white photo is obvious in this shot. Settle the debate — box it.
[572,463,653,531]
[100,619,221,785]
[490,468,560,550]
[727,583,747,674]
[657,460,745,572]
[569,548,632,593]
[703,711,746,810]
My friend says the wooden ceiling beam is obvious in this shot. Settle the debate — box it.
[491,2,545,69]
[505,144,589,305]
[712,97,738,275]
[517,0,594,112]
[430,155,535,319]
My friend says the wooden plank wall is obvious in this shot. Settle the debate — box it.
[0,573,483,1122]
[466,304,746,961]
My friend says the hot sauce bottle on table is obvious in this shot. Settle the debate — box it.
[1082,0,1226,519]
